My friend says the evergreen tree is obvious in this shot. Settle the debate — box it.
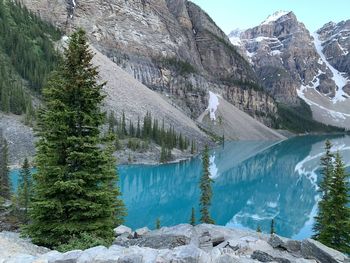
[190,207,196,226]
[160,143,167,163]
[156,218,161,230]
[199,145,215,224]
[136,117,141,138]
[0,134,10,199]
[108,111,117,132]
[121,111,127,136]
[191,140,196,154]
[318,152,350,253]
[257,225,262,233]
[16,158,32,223]
[270,219,275,235]
[313,140,334,240]
[25,29,126,249]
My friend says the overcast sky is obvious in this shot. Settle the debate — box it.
[190,0,350,34]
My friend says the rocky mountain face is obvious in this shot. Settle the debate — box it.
[21,0,277,126]
[317,20,350,91]
[230,11,350,129]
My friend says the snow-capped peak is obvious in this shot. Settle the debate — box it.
[228,28,244,46]
[261,11,291,25]
[228,28,243,38]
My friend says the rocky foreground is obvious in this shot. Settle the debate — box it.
[1,224,349,263]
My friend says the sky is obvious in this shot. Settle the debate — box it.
[190,0,350,34]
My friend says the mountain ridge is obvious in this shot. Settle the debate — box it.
[229,11,350,129]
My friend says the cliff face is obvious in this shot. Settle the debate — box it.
[317,20,350,95]
[230,11,350,129]
[237,11,338,105]
[21,0,277,125]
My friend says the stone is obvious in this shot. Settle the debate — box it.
[251,250,275,262]
[127,234,191,250]
[301,239,350,263]
[76,246,108,263]
[52,250,83,263]
[114,225,132,237]
[251,250,292,263]
[268,234,301,253]
[162,244,207,263]
[36,251,62,263]
[134,227,150,238]
[4,254,36,263]
[215,254,242,263]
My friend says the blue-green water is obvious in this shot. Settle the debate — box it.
[10,135,350,239]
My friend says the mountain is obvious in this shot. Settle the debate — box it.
[230,11,350,129]
[2,1,292,165]
[21,0,277,127]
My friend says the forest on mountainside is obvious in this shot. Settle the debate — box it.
[0,1,60,120]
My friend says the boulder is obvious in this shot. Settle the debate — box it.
[251,250,292,263]
[268,234,301,253]
[134,227,150,238]
[113,225,132,237]
[125,234,191,250]
[161,244,208,263]
[51,250,83,263]
[301,239,350,263]
[76,246,108,263]
[251,250,275,262]
[4,254,36,263]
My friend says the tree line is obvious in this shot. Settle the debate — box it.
[108,111,197,163]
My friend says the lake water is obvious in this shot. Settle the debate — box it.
[10,135,350,240]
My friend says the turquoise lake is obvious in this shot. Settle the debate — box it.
[10,135,350,240]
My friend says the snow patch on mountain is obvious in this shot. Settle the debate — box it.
[207,91,219,121]
[297,87,350,121]
[261,11,290,25]
[312,32,349,103]
[209,155,219,179]
[228,28,243,46]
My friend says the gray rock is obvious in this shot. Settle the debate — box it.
[126,234,190,250]
[52,250,83,263]
[301,239,349,263]
[251,250,275,262]
[251,250,292,263]
[268,234,301,253]
[114,225,132,237]
[76,246,108,263]
[4,254,36,263]
[215,254,241,263]
[36,251,62,263]
[134,227,150,238]
[162,244,207,263]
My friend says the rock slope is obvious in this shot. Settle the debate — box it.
[197,92,285,140]
[0,114,35,166]
[1,224,349,263]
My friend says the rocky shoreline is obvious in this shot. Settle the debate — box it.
[1,224,348,263]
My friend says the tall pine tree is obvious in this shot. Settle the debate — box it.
[321,152,350,253]
[313,140,334,240]
[199,145,215,224]
[16,158,32,223]
[190,207,196,226]
[25,29,126,249]
[0,133,10,199]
